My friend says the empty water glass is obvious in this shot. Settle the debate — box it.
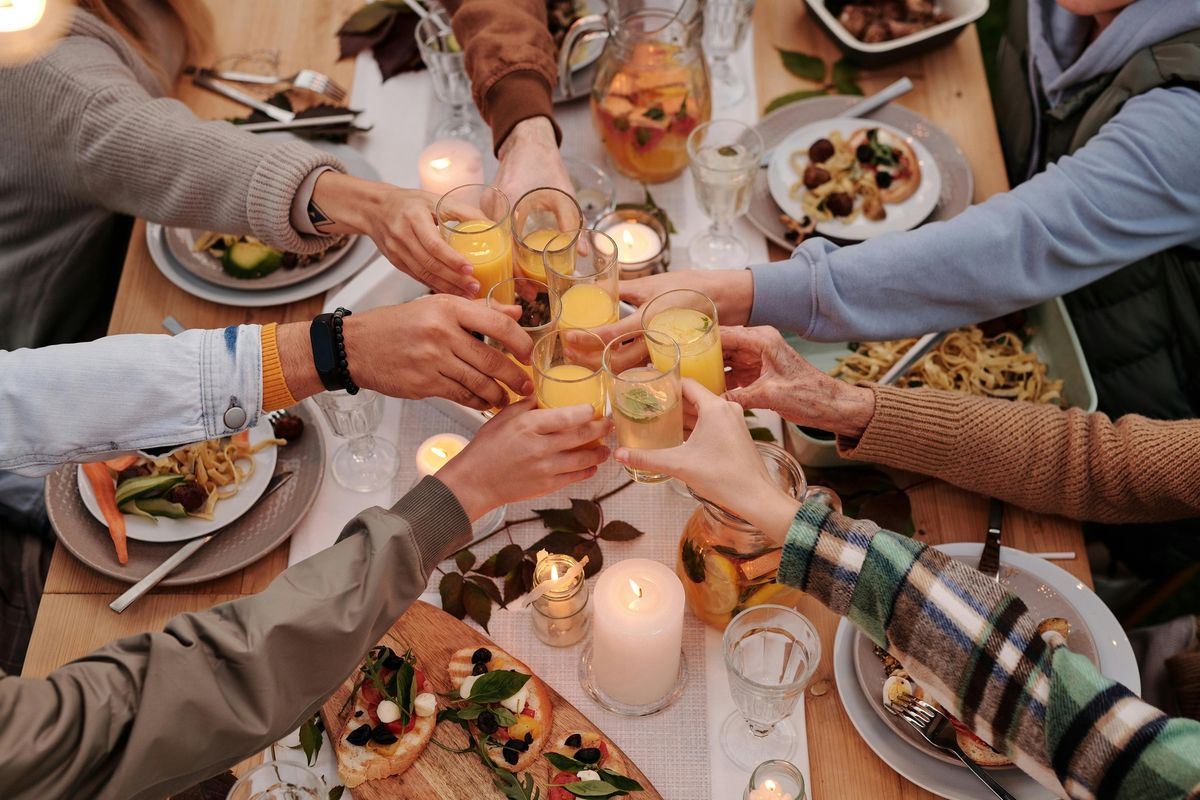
[703,0,756,107]
[722,604,821,770]
[415,14,484,141]
[311,390,399,493]
[226,761,322,800]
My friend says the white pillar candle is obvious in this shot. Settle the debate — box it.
[417,139,484,195]
[603,221,662,264]
[591,558,684,706]
[415,433,469,477]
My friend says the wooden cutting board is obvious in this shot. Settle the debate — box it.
[321,601,663,799]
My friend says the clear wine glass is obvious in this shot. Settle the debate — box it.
[226,761,322,800]
[703,0,756,107]
[722,604,821,770]
[311,389,399,493]
[686,119,763,269]
[414,14,485,142]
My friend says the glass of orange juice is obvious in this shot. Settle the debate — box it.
[485,277,561,408]
[641,288,727,396]
[435,184,514,301]
[512,187,584,282]
[532,329,608,434]
[543,229,620,331]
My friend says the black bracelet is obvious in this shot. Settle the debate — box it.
[331,307,359,395]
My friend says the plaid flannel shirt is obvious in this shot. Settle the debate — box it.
[779,501,1200,800]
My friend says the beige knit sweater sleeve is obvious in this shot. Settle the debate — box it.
[838,385,1200,524]
[3,19,343,254]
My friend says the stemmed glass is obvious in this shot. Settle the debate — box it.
[414,14,485,143]
[686,119,763,269]
[311,389,399,493]
[226,761,322,800]
[722,604,821,770]
[703,0,756,107]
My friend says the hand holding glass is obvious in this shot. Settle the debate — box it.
[436,184,514,301]
[543,229,621,331]
[603,330,682,483]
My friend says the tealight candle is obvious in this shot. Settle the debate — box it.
[589,558,684,708]
[529,551,590,647]
[606,221,661,264]
[417,139,484,195]
[596,209,670,279]
[414,433,469,477]
[744,760,805,800]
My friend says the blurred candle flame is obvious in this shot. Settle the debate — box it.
[430,156,452,170]
[629,578,643,598]
[0,0,46,32]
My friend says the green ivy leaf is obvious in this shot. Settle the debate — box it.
[748,426,778,442]
[534,506,589,533]
[328,786,345,800]
[455,549,477,573]
[527,530,589,556]
[299,714,322,766]
[468,574,506,608]
[575,538,604,577]
[463,581,494,631]
[503,559,534,606]
[598,521,645,541]
[571,498,603,533]
[764,88,828,115]
[439,571,466,620]
[778,48,826,82]
[832,58,864,95]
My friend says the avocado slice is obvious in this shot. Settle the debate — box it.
[134,497,190,519]
[221,241,284,280]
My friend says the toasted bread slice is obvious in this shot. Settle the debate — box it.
[955,729,1013,768]
[549,730,627,773]
[848,127,922,204]
[448,645,553,772]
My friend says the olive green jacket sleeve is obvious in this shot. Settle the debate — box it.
[0,477,471,800]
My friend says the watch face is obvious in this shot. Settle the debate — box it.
[311,315,342,391]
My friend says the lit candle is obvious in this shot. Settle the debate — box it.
[417,139,484,195]
[590,558,684,707]
[415,433,469,477]
[744,760,805,800]
[603,221,662,264]
[748,779,791,800]
[528,551,590,647]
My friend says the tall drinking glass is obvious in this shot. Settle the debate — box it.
[512,187,584,281]
[563,157,616,226]
[686,119,763,269]
[603,331,682,483]
[532,329,607,433]
[227,761,322,800]
[543,229,620,331]
[485,276,561,406]
[311,390,399,493]
[641,288,727,395]
[722,605,821,770]
[703,0,756,107]
[436,184,514,301]
[414,15,484,141]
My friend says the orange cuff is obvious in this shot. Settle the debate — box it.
[260,323,298,412]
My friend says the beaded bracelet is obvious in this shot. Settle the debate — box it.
[332,307,360,395]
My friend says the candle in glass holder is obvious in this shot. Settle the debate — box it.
[597,209,670,279]
[590,558,684,707]
[415,433,469,477]
[744,760,805,800]
[608,221,660,263]
[530,552,590,646]
[418,139,484,195]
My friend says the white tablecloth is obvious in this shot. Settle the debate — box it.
[281,31,811,800]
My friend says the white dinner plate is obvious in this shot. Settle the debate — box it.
[78,417,279,544]
[834,543,1140,800]
[767,117,942,241]
[164,227,359,291]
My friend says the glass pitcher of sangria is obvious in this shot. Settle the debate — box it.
[677,442,840,630]
[559,0,711,183]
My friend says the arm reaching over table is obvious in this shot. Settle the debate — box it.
[0,401,609,800]
[615,381,1200,800]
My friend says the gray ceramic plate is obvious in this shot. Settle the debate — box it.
[165,227,359,291]
[748,96,974,250]
[45,405,324,586]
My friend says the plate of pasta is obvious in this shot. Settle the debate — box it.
[77,418,282,544]
[766,117,941,241]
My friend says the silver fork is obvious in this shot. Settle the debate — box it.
[888,695,1016,799]
[196,67,347,103]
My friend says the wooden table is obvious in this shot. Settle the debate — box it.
[23,1,1090,798]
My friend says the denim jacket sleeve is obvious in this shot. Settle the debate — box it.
[0,326,263,475]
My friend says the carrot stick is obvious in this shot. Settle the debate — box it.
[81,462,128,564]
[233,430,250,448]
[103,454,138,472]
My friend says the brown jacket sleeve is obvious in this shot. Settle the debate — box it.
[838,384,1200,524]
[0,477,470,800]
[443,0,561,152]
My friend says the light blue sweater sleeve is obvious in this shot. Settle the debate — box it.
[0,326,263,475]
[748,86,1200,341]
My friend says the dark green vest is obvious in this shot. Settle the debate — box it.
[995,3,1200,420]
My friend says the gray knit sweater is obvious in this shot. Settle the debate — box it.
[0,5,343,348]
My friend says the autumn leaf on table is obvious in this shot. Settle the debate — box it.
[337,1,422,80]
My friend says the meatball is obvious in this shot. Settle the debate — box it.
[826,192,854,217]
[802,165,831,189]
[165,480,208,513]
[116,463,152,484]
[807,138,835,164]
[271,414,304,443]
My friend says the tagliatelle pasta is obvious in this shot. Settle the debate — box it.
[831,327,1065,406]
[142,435,283,520]
[789,130,885,223]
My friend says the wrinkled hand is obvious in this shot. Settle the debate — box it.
[590,268,758,344]
[344,296,536,410]
[438,398,611,520]
[614,379,799,540]
[494,117,574,209]
[722,326,875,438]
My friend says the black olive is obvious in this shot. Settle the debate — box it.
[827,192,854,217]
[565,733,583,748]
[382,651,405,670]
[506,737,529,753]
[471,647,492,664]
[875,171,893,189]
[502,746,520,765]
[808,138,835,163]
[524,732,533,744]
[472,661,489,676]
[802,165,831,190]
[116,464,152,484]
[346,724,373,746]
[371,724,398,745]
[165,480,208,513]
[272,414,304,443]
[575,747,602,764]
[856,143,873,163]
[477,710,499,734]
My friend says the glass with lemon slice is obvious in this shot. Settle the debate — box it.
[677,442,840,629]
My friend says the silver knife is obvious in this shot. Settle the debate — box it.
[236,115,368,134]
[109,470,296,614]
[978,498,1003,581]
[192,71,295,123]
[879,331,948,386]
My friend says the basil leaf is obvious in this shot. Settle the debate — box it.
[546,751,591,773]
[563,780,628,798]
[492,706,518,727]
[455,703,486,720]
[391,658,416,722]
[468,670,531,704]
[299,715,322,766]
[777,48,825,82]
[599,770,644,791]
